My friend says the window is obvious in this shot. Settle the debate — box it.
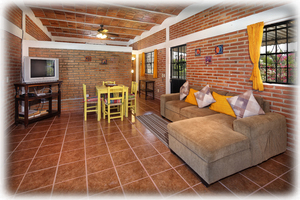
[260,20,297,84]
[145,52,154,74]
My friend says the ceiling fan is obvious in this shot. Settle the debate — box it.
[96,25,119,39]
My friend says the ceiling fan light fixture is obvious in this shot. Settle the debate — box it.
[97,33,107,39]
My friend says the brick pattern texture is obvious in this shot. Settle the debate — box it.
[29,48,132,111]
[4,3,22,29]
[26,15,51,41]
[138,48,166,99]
[4,31,22,129]
[130,29,166,50]
[170,1,286,41]
[185,29,296,149]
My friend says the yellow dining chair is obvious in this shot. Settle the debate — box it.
[128,81,138,114]
[103,81,116,85]
[83,84,100,121]
[102,85,125,123]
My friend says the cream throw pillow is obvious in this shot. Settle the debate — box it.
[227,90,265,119]
[180,81,189,100]
[194,85,216,108]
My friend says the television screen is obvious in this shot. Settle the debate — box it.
[31,60,55,78]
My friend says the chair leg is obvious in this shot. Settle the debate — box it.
[121,104,123,121]
[102,101,106,119]
[108,105,110,123]
[84,104,87,121]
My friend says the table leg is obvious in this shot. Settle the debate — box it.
[97,90,101,121]
[125,88,128,117]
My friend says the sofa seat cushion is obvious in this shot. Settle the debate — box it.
[168,117,250,163]
[165,100,192,113]
[180,106,219,118]
[202,113,236,129]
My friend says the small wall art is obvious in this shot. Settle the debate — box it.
[205,56,212,64]
[215,45,223,54]
[85,56,92,61]
[195,48,201,56]
[101,59,107,64]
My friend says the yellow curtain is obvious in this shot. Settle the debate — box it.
[247,22,264,91]
[141,52,145,77]
[153,49,158,78]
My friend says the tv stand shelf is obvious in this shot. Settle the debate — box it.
[14,81,62,127]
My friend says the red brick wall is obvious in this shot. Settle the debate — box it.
[26,15,51,41]
[4,31,23,129]
[186,29,297,149]
[3,3,23,130]
[170,2,286,41]
[130,29,166,50]
[28,48,132,111]
[4,3,22,29]
[139,48,166,99]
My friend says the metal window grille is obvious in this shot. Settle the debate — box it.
[145,52,154,74]
[259,20,297,84]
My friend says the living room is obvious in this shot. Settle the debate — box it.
[1,0,298,198]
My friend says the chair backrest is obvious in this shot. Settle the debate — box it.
[103,81,116,85]
[131,81,138,95]
[83,84,87,102]
[107,85,125,104]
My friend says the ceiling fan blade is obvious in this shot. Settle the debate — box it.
[107,33,119,37]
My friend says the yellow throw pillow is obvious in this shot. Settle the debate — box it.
[209,92,236,118]
[184,88,198,106]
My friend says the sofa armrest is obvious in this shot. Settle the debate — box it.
[160,93,180,117]
[233,112,287,139]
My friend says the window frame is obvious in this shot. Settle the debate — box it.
[145,51,154,74]
[259,19,296,85]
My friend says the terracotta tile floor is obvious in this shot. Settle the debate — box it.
[4,96,298,198]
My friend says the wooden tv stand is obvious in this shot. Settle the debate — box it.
[14,81,62,127]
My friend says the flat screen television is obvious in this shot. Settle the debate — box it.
[23,56,59,83]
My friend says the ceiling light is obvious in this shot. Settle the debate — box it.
[97,33,107,39]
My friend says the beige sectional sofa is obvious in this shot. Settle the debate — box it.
[160,87,287,186]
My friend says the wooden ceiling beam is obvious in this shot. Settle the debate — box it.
[45,25,141,36]
[27,5,160,26]
[51,32,131,40]
[97,2,177,17]
[39,18,149,32]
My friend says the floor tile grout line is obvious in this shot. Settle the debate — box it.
[218,181,240,199]
[165,186,200,199]
[6,123,38,162]
[270,157,293,169]
[238,172,272,198]
[98,120,127,198]
[113,120,164,198]
[50,113,71,198]
[6,124,20,136]
[138,99,160,113]
[250,168,296,198]
[127,117,201,197]
[83,121,89,197]
[13,117,57,197]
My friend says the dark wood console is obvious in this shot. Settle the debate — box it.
[139,80,155,100]
[14,81,62,127]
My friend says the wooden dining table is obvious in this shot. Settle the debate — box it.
[96,84,129,121]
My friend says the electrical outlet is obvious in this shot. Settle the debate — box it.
[157,89,159,92]
[86,94,89,98]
